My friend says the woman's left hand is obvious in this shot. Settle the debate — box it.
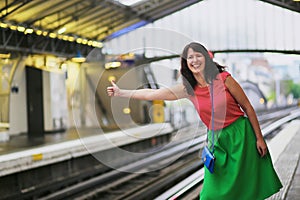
[256,138,268,157]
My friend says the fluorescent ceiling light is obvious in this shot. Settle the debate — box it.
[58,27,66,34]
[117,0,146,6]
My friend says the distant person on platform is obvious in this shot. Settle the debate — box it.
[107,42,282,199]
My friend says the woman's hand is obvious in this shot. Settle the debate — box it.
[107,80,120,97]
[256,138,268,157]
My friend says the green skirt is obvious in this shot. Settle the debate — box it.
[200,117,282,200]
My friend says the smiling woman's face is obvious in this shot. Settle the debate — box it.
[186,47,206,75]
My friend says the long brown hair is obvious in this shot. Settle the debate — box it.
[180,42,225,95]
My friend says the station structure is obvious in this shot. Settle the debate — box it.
[0,0,299,199]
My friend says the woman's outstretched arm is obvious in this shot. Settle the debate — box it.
[107,80,188,101]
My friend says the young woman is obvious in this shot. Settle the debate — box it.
[107,42,282,199]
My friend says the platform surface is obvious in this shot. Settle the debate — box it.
[0,123,174,177]
[267,119,300,200]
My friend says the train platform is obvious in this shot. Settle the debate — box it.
[0,123,174,177]
[267,119,300,200]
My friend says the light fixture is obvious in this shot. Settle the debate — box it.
[58,27,66,34]
[76,38,83,43]
[87,40,93,46]
[82,39,88,44]
[0,23,8,28]
[0,53,11,59]
[105,61,121,69]
[62,35,69,41]
[10,25,17,30]
[17,26,25,32]
[0,22,103,51]
[123,108,131,114]
[25,28,34,34]
[68,36,75,42]
[71,51,86,63]
[49,33,57,38]
[118,0,146,6]
[36,30,43,35]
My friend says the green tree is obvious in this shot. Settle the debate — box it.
[282,80,300,99]
[291,83,300,99]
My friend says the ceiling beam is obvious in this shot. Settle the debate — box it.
[259,0,300,13]
[0,28,94,57]
[0,0,33,20]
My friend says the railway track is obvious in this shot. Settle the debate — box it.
[37,107,300,200]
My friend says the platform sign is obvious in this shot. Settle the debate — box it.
[152,100,164,123]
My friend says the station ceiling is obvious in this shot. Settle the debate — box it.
[260,0,300,13]
[0,0,299,57]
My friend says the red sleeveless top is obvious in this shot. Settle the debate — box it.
[190,71,244,130]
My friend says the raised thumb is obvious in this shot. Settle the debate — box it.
[111,80,117,86]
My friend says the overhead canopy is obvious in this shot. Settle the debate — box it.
[0,0,202,41]
[260,0,300,13]
[0,0,299,56]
